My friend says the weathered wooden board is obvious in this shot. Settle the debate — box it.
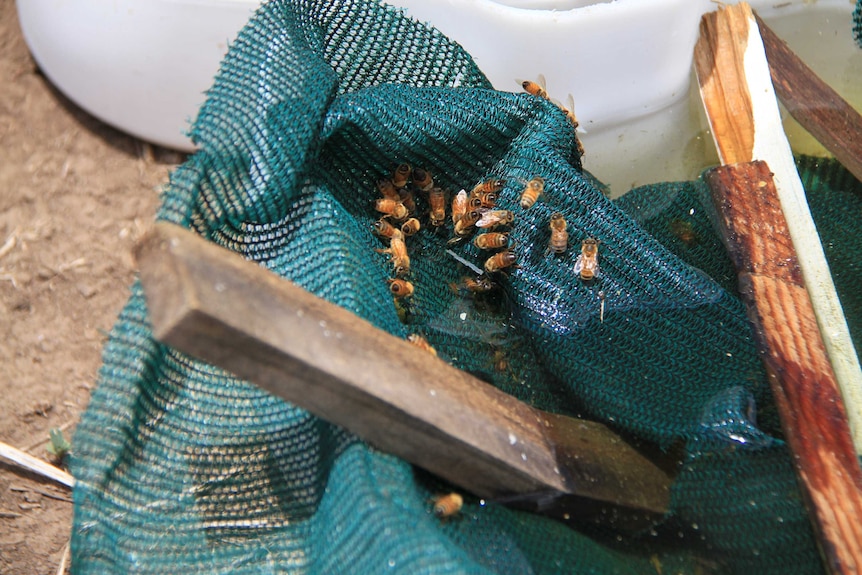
[135,222,673,528]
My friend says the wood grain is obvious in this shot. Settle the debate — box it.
[708,161,862,575]
[134,222,673,528]
[694,4,755,165]
[755,13,862,183]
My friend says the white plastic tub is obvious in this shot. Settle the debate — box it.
[16,0,860,193]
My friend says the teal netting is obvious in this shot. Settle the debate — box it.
[70,1,860,574]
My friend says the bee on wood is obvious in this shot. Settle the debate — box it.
[519,177,544,209]
[432,492,463,519]
[451,209,482,240]
[470,178,506,198]
[392,163,412,189]
[376,235,410,277]
[372,218,402,241]
[428,186,447,227]
[412,167,434,192]
[400,217,421,237]
[387,278,414,298]
[476,210,514,229]
[407,334,437,356]
[484,249,517,274]
[574,238,600,281]
[374,198,409,222]
[377,178,400,201]
[451,189,468,225]
[548,212,568,254]
[473,232,509,250]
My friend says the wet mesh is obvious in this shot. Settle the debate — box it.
[70,1,859,573]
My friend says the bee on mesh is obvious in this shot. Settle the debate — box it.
[387,278,414,299]
[374,197,410,222]
[484,249,518,275]
[519,74,585,154]
[375,234,410,277]
[476,210,514,230]
[574,238,600,282]
[518,177,545,209]
[547,212,568,255]
[473,232,510,251]
[431,492,463,519]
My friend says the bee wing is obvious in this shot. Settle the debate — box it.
[536,73,547,90]
[565,94,588,134]
[573,254,584,275]
[475,211,498,228]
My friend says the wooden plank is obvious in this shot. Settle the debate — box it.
[696,5,862,573]
[134,222,673,528]
[755,13,862,184]
[695,1,862,453]
[708,160,862,575]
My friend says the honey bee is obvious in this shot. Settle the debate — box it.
[376,235,410,277]
[473,191,499,209]
[452,209,481,239]
[432,492,463,518]
[463,274,496,293]
[519,177,545,209]
[476,210,515,229]
[428,186,447,227]
[548,212,568,254]
[470,178,506,197]
[398,188,417,215]
[473,232,509,250]
[559,94,580,130]
[387,278,414,298]
[407,334,437,356]
[374,198,409,221]
[372,218,403,240]
[400,217,421,236]
[574,238,600,281]
[493,349,509,372]
[521,75,549,100]
[669,218,699,246]
[377,178,400,201]
[484,249,517,273]
[392,163,412,189]
[451,189,468,225]
[412,167,434,192]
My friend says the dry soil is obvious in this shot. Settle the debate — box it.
[0,3,186,573]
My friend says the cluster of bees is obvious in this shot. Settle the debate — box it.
[372,163,601,305]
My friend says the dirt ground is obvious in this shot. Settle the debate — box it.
[0,2,186,573]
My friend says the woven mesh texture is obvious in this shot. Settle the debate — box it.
[69,1,849,573]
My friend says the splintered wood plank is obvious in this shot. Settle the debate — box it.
[755,13,862,183]
[697,4,862,574]
[695,1,862,452]
[134,222,674,529]
[708,160,862,575]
